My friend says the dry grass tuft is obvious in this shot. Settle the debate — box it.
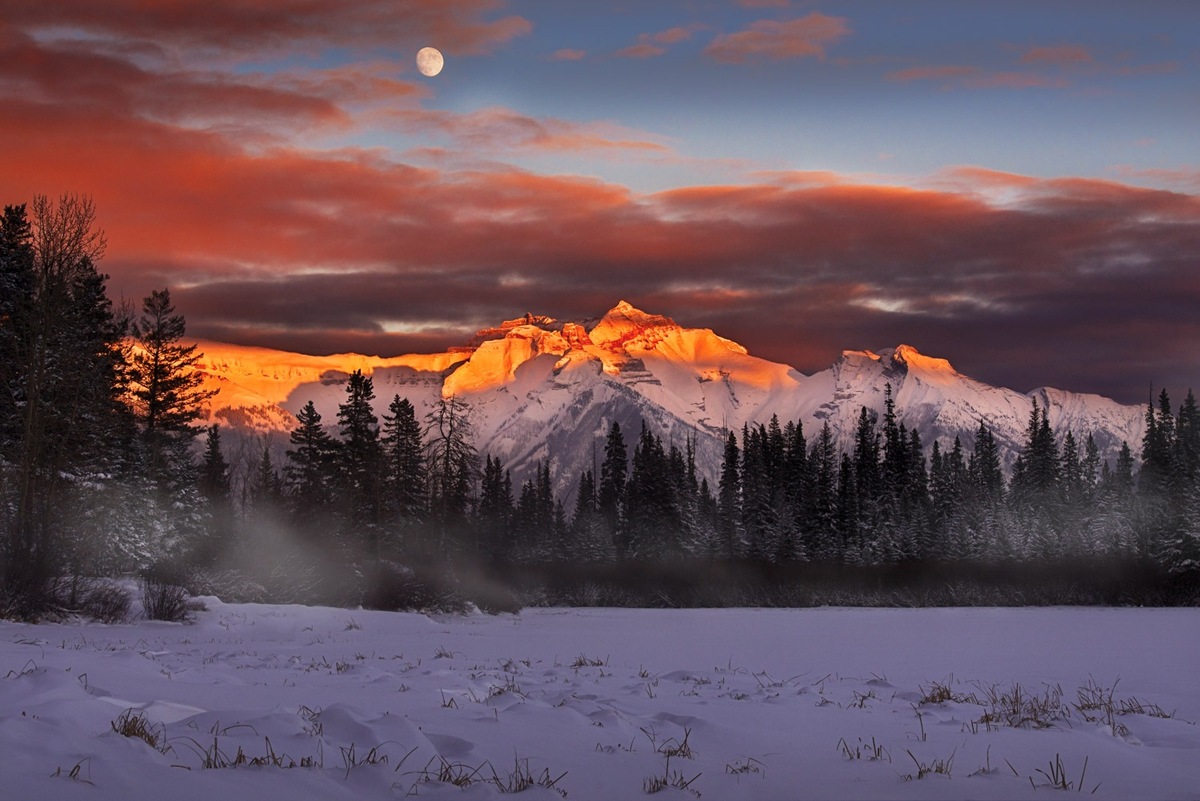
[111,709,171,754]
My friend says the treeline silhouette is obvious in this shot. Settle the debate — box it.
[2,197,1197,618]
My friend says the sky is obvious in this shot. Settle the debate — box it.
[1,0,1198,405]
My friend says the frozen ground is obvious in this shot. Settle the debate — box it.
[1,601,1198,800]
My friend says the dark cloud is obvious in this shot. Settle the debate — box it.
[2,2,1197,407]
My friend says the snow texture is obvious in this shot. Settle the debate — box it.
[2,601,1198,799]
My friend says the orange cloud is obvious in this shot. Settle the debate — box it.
[4,0,532,57]
[1113,61,1179,76]
[1020,44,1094,66]
[706,13,850,63]
[0,29,351,134]
[549,48,586,61]
[615,43,665,59]
[6,87,1195,403]
[269,63,428,108]
[966,71,1065,89]
[888,64,1064,89]
[653,27,695,45]
[2,5,1197,404]
[935,166,1041,190]
[615,25,700,59]
[887,65,978,83]
[380,106,672,155]
[1113,165,1200,191]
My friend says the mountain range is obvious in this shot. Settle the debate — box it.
[195,301,1146,497]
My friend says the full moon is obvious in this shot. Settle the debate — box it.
[416,47,444,77]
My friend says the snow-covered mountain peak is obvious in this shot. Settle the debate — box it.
[881,344,958,378]
[193,302,1145,494]
[589,300,680,351]
[838,345,958,379]
[443,323,575,397]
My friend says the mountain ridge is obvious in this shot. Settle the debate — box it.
[194,301,1146,496]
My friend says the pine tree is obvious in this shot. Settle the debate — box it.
[806,421,838,561]
[423,395,477,558]
[741,424,774,560]
[196,424,234,563]
[514,477,538,560]
[835,453,858,563]
[851,406,881,561]
[1,196,132,613]
[381,395,425,527]
[1155,390,1200,574]
[971,420,1004,503]
[1010,399,1062,556]
[570,468,612,562]
[198,425,231,502]
[901,428,932,559]
[716,430,742,559]
[128,288,215,485]
[1138,390,1179,560]
[285,400,336,520]
[337,370,383,553]
[624,424,679,558]
[250,444,284,515]
[1088,440,1137,556]
[597,421,627,551]
[0,205,35,450]
[477,455,513,560]
[781,419,808,560]
[1178,390,1200,484]
[549,499,570,562]
[881,383,907,499]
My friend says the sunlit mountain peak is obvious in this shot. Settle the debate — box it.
[589,300,679,351]
[883,344,958,376]
[193,302,1145,494]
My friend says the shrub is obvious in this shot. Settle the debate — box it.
[141,568,193,622]
[81,580,132,623]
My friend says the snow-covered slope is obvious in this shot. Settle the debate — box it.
[3,604,1199,801]
[195,302,1145,493]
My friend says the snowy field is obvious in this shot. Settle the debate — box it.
[2,602,1198,801]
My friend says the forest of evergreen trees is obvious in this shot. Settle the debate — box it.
[2,196,1198,619]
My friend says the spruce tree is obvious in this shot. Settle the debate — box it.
[624,425,678,558]
[129,288,215,486]
[782,419,808,559]
[1138,391,1179,560]
[852,406,881,560]
[0,205,35,450]
[806,421,838,561]
[741,424,774,560]
[285,400,336,520]
[381,395,425,528]
[250,444,284,515]
[716,430,742,559]
[570,468,611,561]
[1,196,131,613]
[198,425,231,502]
[477,454,513,560]
[196,424,234,564]
[597,422,627,549]
[835,453,858,563]
[337,370,383,553]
